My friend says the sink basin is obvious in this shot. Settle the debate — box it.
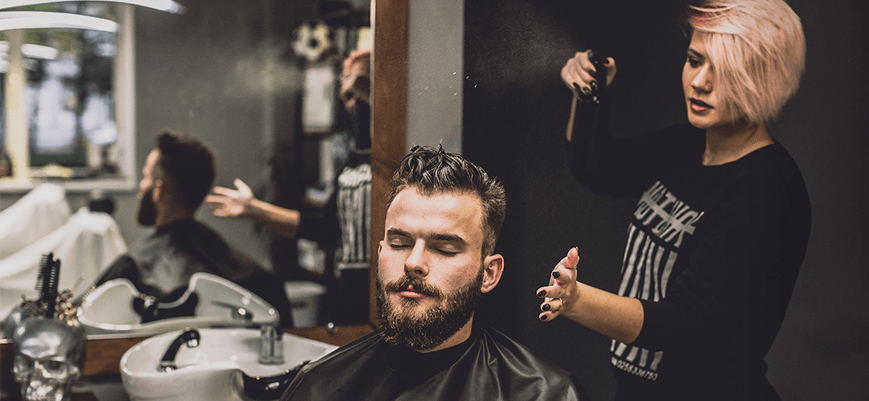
[120,328,337,401]
[78,272,280,335]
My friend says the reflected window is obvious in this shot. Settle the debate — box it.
[1,3,134,190]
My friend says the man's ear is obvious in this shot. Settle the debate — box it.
[151,180,169,203]
[480,254,504,294]
[152,179,164,201]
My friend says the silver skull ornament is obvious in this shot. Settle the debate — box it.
[12,317,87,401]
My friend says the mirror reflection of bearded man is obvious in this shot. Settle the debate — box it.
[94,131,294,328]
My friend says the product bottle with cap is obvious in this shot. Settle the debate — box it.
[569,50,611,178]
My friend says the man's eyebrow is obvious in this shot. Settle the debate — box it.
[386,228,468,247]
[387,228,467,244]
[386,228,411,238]
[429,233,468,246]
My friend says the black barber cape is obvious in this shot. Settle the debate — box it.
[281,325,584,401]
[94,219,294,328]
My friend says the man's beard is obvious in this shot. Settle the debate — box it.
[376,267,482,351]
[137,187,156,226]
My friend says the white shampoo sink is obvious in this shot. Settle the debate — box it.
[120,328,337,401]
[78,272,280,335]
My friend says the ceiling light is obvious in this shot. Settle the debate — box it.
[0,11,118,32]
[0,0,184,14]
[21,43,58,60]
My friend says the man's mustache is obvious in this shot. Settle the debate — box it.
[384,274,444,299]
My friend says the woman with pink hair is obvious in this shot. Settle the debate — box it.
[538,0,810,399]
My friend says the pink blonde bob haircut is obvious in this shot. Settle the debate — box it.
[686,0,805,125]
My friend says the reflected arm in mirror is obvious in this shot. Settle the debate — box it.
[206,178,301,238]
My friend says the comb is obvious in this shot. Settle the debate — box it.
[37,253,61,318]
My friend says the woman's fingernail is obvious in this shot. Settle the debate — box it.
[582,86,591,96]
[552,271,561,279]
[543,304,551,311]
[540,315,547,321]
[590,80,599,91]
[537,290,546,298]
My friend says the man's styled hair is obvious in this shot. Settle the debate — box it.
[685,0,805,125]
[386,145,506,257]
[153,131,215,213]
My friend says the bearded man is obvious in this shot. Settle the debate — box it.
[93,131,293,328]
[280,145,583,400]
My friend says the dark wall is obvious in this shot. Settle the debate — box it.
[464,1,869,400]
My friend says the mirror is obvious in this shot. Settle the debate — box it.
[1,0,382,345]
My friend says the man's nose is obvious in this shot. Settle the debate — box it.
[404,241,429,277]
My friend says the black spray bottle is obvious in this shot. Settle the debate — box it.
[569,50,612,178]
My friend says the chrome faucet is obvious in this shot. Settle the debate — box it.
[158,328,201,372]
[258,325,284,365]
[210,301,254,325]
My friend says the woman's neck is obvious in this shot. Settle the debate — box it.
[702,123,773,166]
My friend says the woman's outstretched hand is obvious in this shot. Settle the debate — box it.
[537,247,581,322]
[206,178,254,218]
[561,51,617,98]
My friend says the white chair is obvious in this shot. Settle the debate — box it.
[0,207,127,320]
[0,183,71,260]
